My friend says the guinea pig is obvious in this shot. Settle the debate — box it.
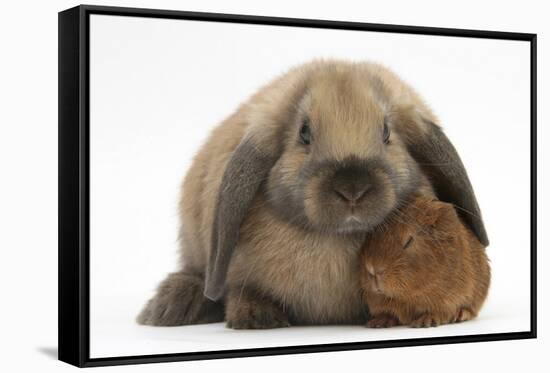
[137,59,488,328]
[360,196,491,328]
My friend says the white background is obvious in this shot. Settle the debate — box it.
[0,0,548,372]
[89,13,531,358]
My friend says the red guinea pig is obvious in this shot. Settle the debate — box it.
[360,196,490,328]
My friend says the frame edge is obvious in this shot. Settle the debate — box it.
[58,5,86,368]
[79,3,536,40]
[530,33,537,338]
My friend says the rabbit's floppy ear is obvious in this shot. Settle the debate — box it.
[203,71,306,301]
[397,109,489,246]
[204,133,280,301]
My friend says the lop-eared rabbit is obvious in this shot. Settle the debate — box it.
[137,60,488,329]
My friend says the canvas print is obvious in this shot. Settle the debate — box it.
[59,5,535,367]
[136,59,490,330]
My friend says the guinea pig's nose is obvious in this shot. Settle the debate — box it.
[373,275,383,293]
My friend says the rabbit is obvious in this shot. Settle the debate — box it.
[360,196,491,328]
[136,59,488,328]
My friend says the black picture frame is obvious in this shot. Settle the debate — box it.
[58,4,537,368]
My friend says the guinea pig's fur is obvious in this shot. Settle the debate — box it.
[360,196,491,328]
[137,59,488,328]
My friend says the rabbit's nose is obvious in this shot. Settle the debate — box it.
[333,184,371,203]
[332,163,373,204]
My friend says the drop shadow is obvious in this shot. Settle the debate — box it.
[37,346,58,360]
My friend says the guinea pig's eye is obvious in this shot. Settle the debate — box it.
[402,236,414,250]
[299,119,312,145]
[383,121,391,144]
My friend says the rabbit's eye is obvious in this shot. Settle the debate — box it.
[299,120,312,145]
[383,121,391,144]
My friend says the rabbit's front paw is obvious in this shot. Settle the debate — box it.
[225,287,290,329]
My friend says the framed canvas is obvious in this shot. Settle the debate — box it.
[58,4,537,368]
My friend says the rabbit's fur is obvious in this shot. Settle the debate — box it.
[137,60,488,328]
[360,196,491,328]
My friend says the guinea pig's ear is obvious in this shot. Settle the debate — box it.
[204,133,280,301]
[427,201,459,227]
[404,117,489,247]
